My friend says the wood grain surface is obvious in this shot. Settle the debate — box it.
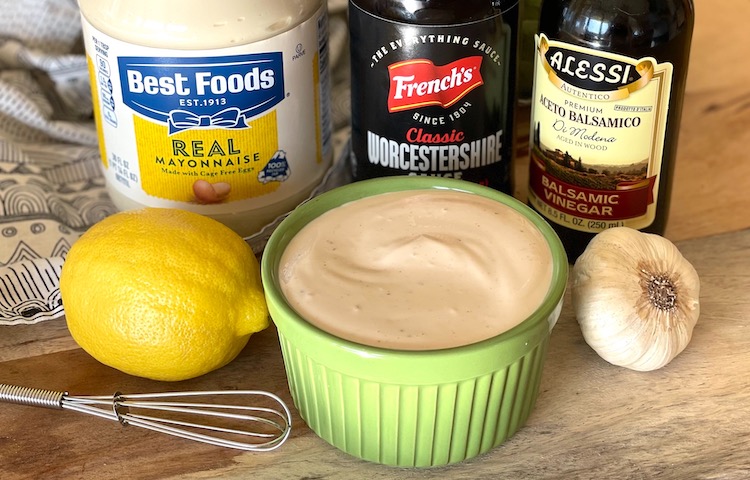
[0,229,747,480]
[1,0,749,478]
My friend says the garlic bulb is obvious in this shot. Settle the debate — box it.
[571,227,700,371]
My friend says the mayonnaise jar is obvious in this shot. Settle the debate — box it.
[78,0,333,236]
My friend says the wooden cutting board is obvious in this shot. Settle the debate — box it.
[0,228,747,479]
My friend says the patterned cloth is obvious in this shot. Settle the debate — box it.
[0,0,352,325]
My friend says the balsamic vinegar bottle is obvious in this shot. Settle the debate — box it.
[527,0,694,261]
[348,0,519,194]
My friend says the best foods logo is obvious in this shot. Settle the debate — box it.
[118,53,285,134]
[387,56,483,113]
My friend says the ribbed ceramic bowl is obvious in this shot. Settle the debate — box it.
[261,177,567,467]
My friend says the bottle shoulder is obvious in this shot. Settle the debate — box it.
[350,0,502,24]
[78,0,324,49]
[539,0,694,54]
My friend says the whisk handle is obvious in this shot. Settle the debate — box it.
[0,384,65,410]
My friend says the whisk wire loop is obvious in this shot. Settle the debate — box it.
[117,401,287,436]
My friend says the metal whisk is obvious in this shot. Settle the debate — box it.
[0,384,292,452]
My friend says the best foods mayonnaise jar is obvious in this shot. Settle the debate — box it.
[78,0,333,236]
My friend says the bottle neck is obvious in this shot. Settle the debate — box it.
[351,0,512,24]
[543,0,694,53]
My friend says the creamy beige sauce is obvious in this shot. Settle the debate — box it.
[279,190,553,350]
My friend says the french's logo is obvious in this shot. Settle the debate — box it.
[118,53,284,134]
[387,57,483,113]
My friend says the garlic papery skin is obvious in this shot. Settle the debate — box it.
[571,227,700,372]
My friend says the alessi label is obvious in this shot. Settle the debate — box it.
[82,7,331,213]
[528,34,673,232]
[349,2,517,191]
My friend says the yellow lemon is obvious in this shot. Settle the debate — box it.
[60,208,269,381]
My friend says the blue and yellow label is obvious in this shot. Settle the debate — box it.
[81,5,332,218]
[118,54,285,135]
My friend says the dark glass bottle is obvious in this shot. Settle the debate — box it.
[349,0,519,194]
[527,0,694,261]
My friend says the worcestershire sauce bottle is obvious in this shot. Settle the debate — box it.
[349,0,519,193]
[528,0,694,261]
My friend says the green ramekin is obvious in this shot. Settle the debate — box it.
[261,176,568,467]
